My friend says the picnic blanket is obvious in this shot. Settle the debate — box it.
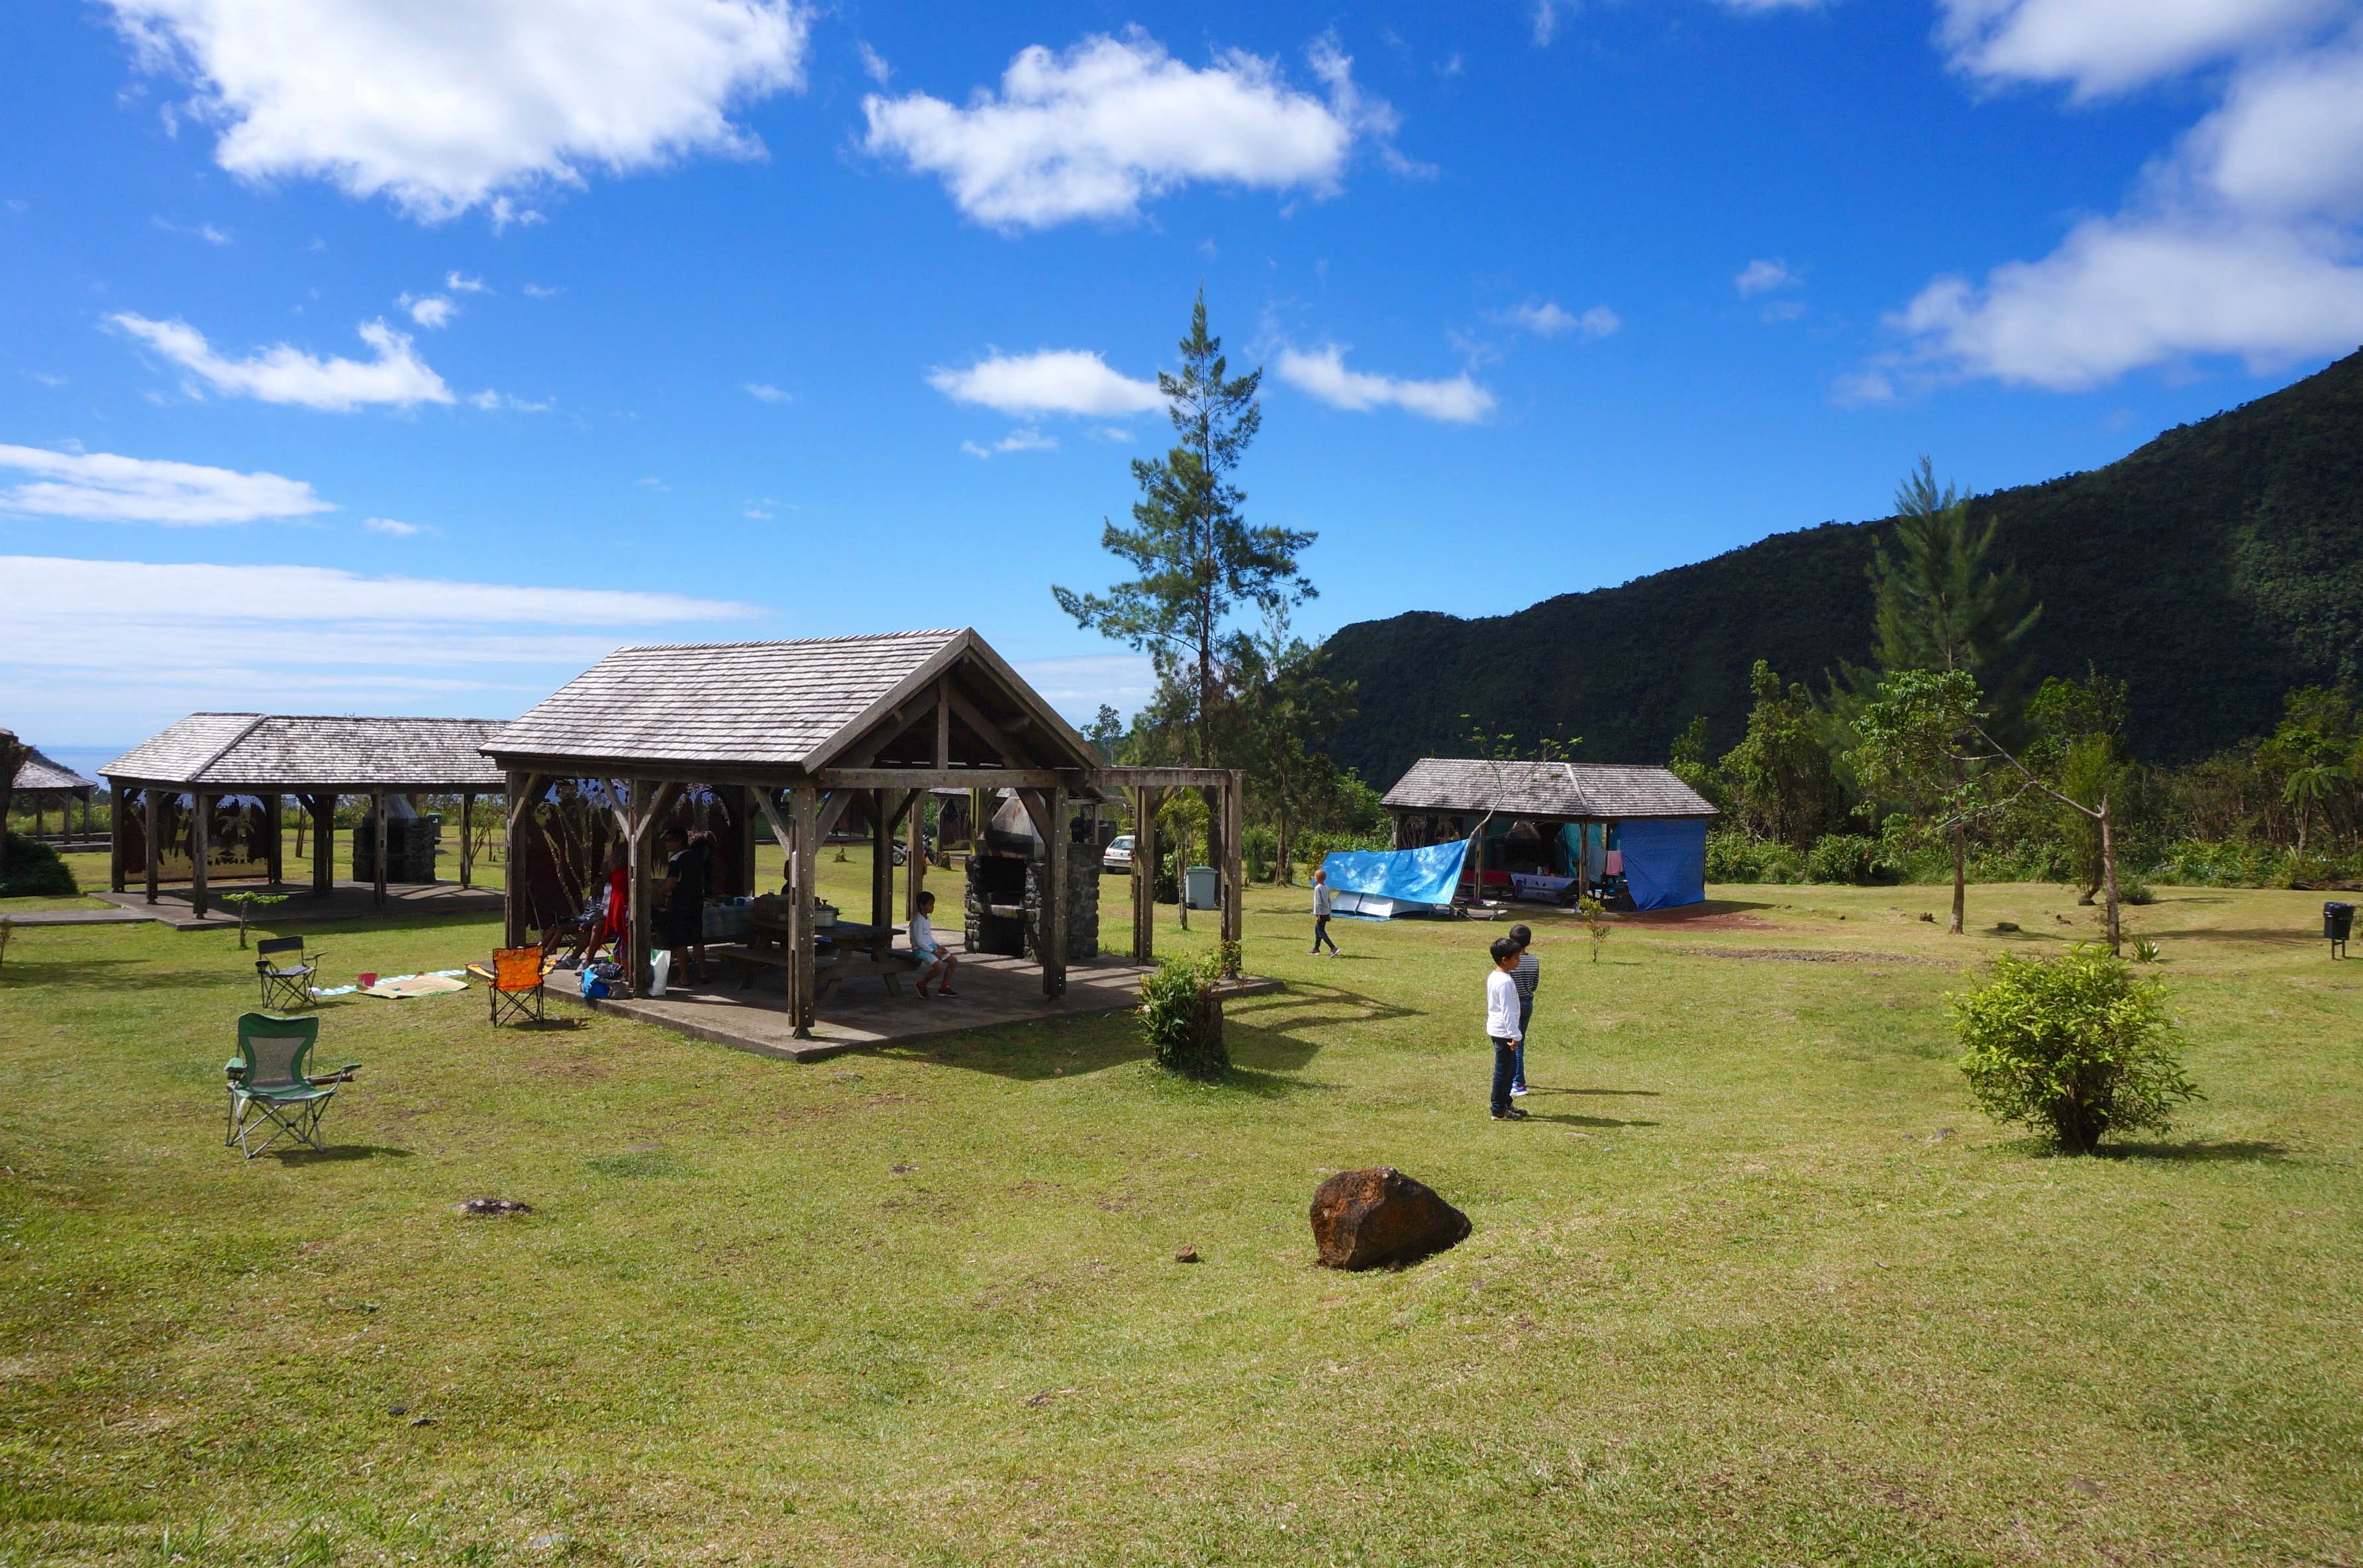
[361,973,468,999]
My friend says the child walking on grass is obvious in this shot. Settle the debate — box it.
[1486,935,1527,1120]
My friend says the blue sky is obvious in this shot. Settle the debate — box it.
[7,0,2361,765]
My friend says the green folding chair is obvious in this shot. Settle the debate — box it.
[224,1012,358,1159]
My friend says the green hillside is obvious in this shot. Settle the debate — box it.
[1321,347,2363,787]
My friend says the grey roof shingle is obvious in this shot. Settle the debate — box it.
[1382,758,1719,820]
[103,714,507,789]
[11,747,97,792]
[485,629,1091,771]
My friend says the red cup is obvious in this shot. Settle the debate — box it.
[357,972,379,988]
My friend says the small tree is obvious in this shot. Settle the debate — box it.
[1952,946,2200,1153]
[1139,951,1227,1079]
[1719,660,1851,848]
[219,891,288,950]
[1576,895,1611,963]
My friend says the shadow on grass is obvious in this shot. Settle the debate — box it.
[1,957,258,992]
[1521,1112,1662,1130]
[274,1144,414,1164]
[2101,1138,2290,1163]
[1533,1086,1662,1098]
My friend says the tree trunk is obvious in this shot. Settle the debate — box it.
[1948,824,1966,935]
[2296,804,2309,857]
[2097,796,2122,956]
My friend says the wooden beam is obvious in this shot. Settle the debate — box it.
[1042,782,1068,999]
[1013,788,1054,846]
[788,784,819,1038]
[903,788,925,921]
[1221,769,1244,973]
[265,793,284,885]
[1093,766,1236,790]
[934,677,951,767]
[837,690,942,769]
[817,767,1060,791]
[458,790,476,888]
[372,789,387,908]
[944,685,1023,767]
[190,791,211,918]
[503,772,529,946]
[108,784,126,893]
[1131,786,1158,963]
[752,785,794,865]
[313,795,335,899]
[815,789,855,842]
[870,789,892,932]
[143,789,159,905]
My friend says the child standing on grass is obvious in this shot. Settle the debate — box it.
[1311,867,1340,956]
[1486,935,1527,1120]
[1508,923,1539,1097]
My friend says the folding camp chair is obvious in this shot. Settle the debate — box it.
[489,946,546,1025]
[254,934,324,1009]
[225,1012,357,1159]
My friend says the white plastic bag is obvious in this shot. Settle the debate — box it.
[648,950,672,997]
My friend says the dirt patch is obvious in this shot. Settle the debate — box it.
[1670,946,1950,967]
[1621,908,1776,931]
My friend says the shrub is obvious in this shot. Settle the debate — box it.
[1951,946,2201,1153]
[1802,832,1893,885]
[1243,825,1276,883]
[1139,952,1227,1079]
[1705,832,1803,883]
[0,833,76,898]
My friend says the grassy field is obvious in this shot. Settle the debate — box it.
[1,869,2358,1566]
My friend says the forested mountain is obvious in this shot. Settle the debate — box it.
[1320,347,2363,787]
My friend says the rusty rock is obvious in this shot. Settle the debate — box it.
[1309,1167,1471,1271]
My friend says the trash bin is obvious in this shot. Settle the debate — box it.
[2326,901,2354,956]
[1184,864,1219,910]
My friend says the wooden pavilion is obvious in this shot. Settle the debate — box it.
[482,628,1242,1038]
[7,742,99,842]
[102,714,508,916]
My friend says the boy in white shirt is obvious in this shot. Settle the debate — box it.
[910,889,959,997]
[1485,935,1527,1120]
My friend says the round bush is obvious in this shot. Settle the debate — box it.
[0,833,77,898]
[1951,946,2200,1153]
[1802,833,1892,885]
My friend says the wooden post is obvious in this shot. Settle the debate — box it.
[1042,783,1068,1000]
[143,788,160,904]
[109,786,126,893]
[313,795,336,898]
[870,789,891,932]
[904,789,925,921]
[625,780,652,994]
[190,791,211,918]
[1132,787,1158,963]
[503,774,529,946]
[1221,769,1244,975]
[265,794,284,885]
[372,789,387,908]
[459,790,476,888]
[738,785,759,896]
[789,784,819,1037]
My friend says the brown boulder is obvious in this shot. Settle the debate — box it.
[1310,1167,1471,1270]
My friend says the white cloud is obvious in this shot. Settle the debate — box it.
[103,0,813,222]
[1275,345,1495,422]
[0,554,763,732]
[961,428,1059,458]
[154,217,232,244]
[1539,0,1819,47]
[468,389,554,413]
[1876,17,2363,391]
[1013,651,1156,724]
[927,350,1163,417]
[744,381,791,402]
[1935,0,2340,96]
[1735,258,1797,295]
[1490,299,1619,338]
[0,444,333,525]
[858,41,892,85]
[522,281,564,298]
[445,271,489,293]
[111,313,452,410]
[1891,217,2363,390]
[862,30,1383,228]
[403,293,456,328]
[362,516,427,536]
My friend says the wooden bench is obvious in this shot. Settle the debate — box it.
[714,940,921,1001]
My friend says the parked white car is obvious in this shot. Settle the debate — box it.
[1102,833,1134,874]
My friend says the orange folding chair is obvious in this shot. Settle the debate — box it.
[488,946,546,1026]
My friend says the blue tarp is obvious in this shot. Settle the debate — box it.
[1321,840,1469,910]
[1618,817,1708,910]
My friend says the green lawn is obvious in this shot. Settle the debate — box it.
[1,877,2358,1566]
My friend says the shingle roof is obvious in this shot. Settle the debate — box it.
[11,747,96,792]
[1382,758,1719,819]
[103,714,507,789]
[485,628,1092,772]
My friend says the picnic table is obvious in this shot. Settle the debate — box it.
[726,915,914,1001]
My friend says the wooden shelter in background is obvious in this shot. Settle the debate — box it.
[102,714,508,917]
[7,743,99,840]
[482,628,1242,1038]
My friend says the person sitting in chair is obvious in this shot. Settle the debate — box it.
[910,889,958,998]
